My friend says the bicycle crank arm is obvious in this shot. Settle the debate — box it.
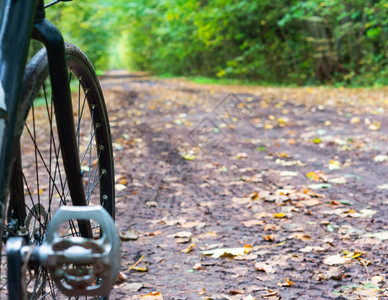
[7,206,120,297]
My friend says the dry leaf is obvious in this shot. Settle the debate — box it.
[254,262,276,274]
[323,254,352,265]
[181,243,196,253]
[243,219,264,227]
[277,278,293,287]
[273,213,286,218]
[139,292,163,299]
[263,234,275,241]
[119,230,138,241]
[117,271,128,282]
[232,197,251,205]
[324,266,345,280]
[288,233,311,241]
[115,184,127,191]
[203,246,250,258]
[122,282,144,292]
[193,262,203,270]
[181,221,206,229]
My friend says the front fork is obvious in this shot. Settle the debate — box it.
[31,6,92,237]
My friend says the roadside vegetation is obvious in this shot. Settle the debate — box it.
[48,0,387,86]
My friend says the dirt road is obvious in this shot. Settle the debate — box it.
[103,73,387,300]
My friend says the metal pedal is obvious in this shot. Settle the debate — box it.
[38,205,120,297]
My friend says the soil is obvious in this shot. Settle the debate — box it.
[104,73,387,300]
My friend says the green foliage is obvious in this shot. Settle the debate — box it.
[44,0,387,86]
[46,1,115,70]
[122,0,388,86]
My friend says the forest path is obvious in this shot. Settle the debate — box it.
[102,73,388,300]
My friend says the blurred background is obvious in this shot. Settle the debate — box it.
[48,0,388,86]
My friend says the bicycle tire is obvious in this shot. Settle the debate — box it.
[4,43,115,299]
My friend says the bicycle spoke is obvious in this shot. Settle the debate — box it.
[5,44,114,299]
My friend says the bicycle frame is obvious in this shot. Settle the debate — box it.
[0,0,90,243]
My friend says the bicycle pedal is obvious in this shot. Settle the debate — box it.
[39,206,120,297]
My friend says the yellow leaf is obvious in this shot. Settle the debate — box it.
[132,266,148,272]
[277,152,289,158]
[273,213,286,218]
[181,243,196,253]
[278,278,294,287]
[180,152,196,160]
[329,160,341,170]
[369,121,381,131]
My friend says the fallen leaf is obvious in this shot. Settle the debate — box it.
[122,282,144,292]
[328,177,347,184]
[288,233,311,241]
[371,275,384,285]
[303,199,321,207]
[368,121,381,131]
[374,154,388,162]
[277,278,293,287]
[180,151,196,160]
[308,183,332,189]
[139,292,163,299]
[263,224,277,231]
[117,271,128,282]
[229,290,243,295]
[235,152,249,159]
[169,231,192,244]
[119,231,139,241]
[203,246,250,258]
[115,184,127,191]
[323,254,352,265]
[132,266,148,272]
[364,231,388,240]
[306,171,327,182]
[329,160,341,170]
[299,245,326,253]
[193,262,203,270]
[261,289,278,297]
[232,196,251,205]
[324,266,345,281]
[254,262,277,274]
[279,171,298,177]
[377,183,388,189]
[243,219,264,227]
[169,231,192,238]
[263,234,275,241]
[181,243,196,253]
[181,221,206,229]
[273,213,286,218]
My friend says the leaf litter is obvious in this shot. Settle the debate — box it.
[102,75,388,299]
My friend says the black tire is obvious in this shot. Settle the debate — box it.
[5,43,115,299]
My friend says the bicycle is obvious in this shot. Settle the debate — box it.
[0,0,120,299]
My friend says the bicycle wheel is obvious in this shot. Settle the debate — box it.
[4,43,115,299]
